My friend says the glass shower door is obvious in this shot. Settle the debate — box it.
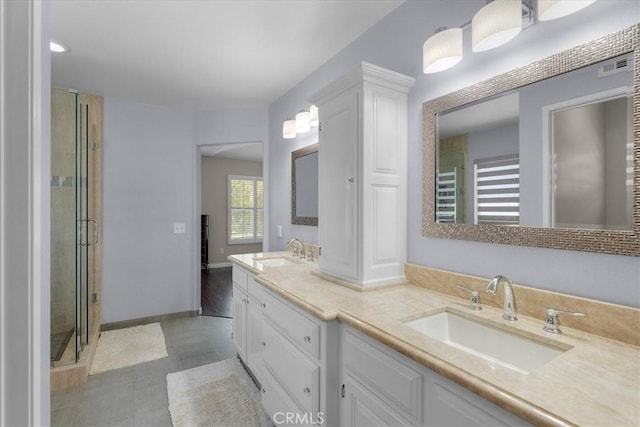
[76,100,94,358]
[51,88,94,366]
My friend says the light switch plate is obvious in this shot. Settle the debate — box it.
[174,223,186,234]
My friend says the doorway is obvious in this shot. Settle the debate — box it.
[198,142,264,317]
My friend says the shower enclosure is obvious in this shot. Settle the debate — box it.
[50,87,102,375]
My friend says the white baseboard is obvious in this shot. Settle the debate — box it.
[207,262,232,269]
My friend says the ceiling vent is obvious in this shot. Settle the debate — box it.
[597,54,633,78]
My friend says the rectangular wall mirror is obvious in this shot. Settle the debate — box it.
[424,25,639,256]
[292,143,318,226]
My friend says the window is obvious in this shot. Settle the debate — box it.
[228,175,263,244]
[474,155,520,225]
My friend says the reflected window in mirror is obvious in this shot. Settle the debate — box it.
[292,143,318,226]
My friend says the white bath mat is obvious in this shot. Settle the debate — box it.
[90,323,168,375]
[167,358,269,427]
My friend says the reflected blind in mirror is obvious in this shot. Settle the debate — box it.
[473,156,520,225]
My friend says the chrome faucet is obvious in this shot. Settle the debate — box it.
[287,238,304,258]
[486,275,517,321]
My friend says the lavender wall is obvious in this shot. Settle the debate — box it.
[267,0,640,307]
[102,98,196,323]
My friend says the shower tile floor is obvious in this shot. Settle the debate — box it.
[51,316,236,426]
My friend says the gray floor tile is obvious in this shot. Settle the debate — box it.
[211,337,237,360]
[134,382,169,414]
[94,416,135,427]
[167,337,216,360]
[53,316,236,427]
[51,404,81,427]
[51,385,87,411]
[134,356,178,389]
[87,366,134,390]
[178,351,220,371]
[77,381,135,426]
[134,405,171,427]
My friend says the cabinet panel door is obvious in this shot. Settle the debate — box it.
[232,265,248,292]
[343,328,422,423]
[342,375,413,427]
[246,296,263,384]
[232,285,247,361]
[318,87,359,280]
[424,370,531,426]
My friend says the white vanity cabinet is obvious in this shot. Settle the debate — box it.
[260,288,340,427]
[340,325,531,427]
[311,62,415,290]
[231,265,265,385]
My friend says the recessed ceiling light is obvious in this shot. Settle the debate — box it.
[50,40,69,53]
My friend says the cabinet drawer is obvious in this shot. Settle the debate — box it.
[248,276,267,303]
[263,321,320,414]
[232,265,248,292]
[343,327,422,424]
[262,290,321,360]
[261,368,311,427]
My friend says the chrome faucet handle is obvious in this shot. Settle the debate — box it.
[455,284,482,311]
[543,307,587,334]
[292,247,299,257]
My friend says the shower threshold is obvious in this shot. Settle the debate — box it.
[50,329,74,363]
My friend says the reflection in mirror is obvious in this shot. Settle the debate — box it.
[551,92,633,230]
[422,24,640,256]
[435,53,633,230]
[292,143,318,226]
[437,93,520,225]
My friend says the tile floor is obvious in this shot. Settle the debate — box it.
[51,316,236,427]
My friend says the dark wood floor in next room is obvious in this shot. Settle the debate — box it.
[201,267,232,318]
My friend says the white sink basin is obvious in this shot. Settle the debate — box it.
[405,311,566,374]
[255,257,296,267]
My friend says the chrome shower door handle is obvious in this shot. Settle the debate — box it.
[87,219,99,246]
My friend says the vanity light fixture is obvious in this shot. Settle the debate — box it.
[295,109,311,134]
[424,0,594,74]
[50,40,70,53]
[309,105,319,127]
[472,0,523,53]
[423,27,463,74]
[538,0,596,21]
[282,118,296,139]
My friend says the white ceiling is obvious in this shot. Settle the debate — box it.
[50,0,404,110]
[201,142,263,162]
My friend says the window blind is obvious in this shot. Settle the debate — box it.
[228,175,263,244]
[474,156,520,225]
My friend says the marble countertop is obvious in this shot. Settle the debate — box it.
[229,252,640,426]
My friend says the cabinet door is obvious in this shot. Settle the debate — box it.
[318,87,359,281]
[424,370,530,427]
[246,295,263,383]
[341,375,413,427]
[232,284,247,361]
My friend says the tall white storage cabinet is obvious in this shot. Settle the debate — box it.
[311,62,415,289]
